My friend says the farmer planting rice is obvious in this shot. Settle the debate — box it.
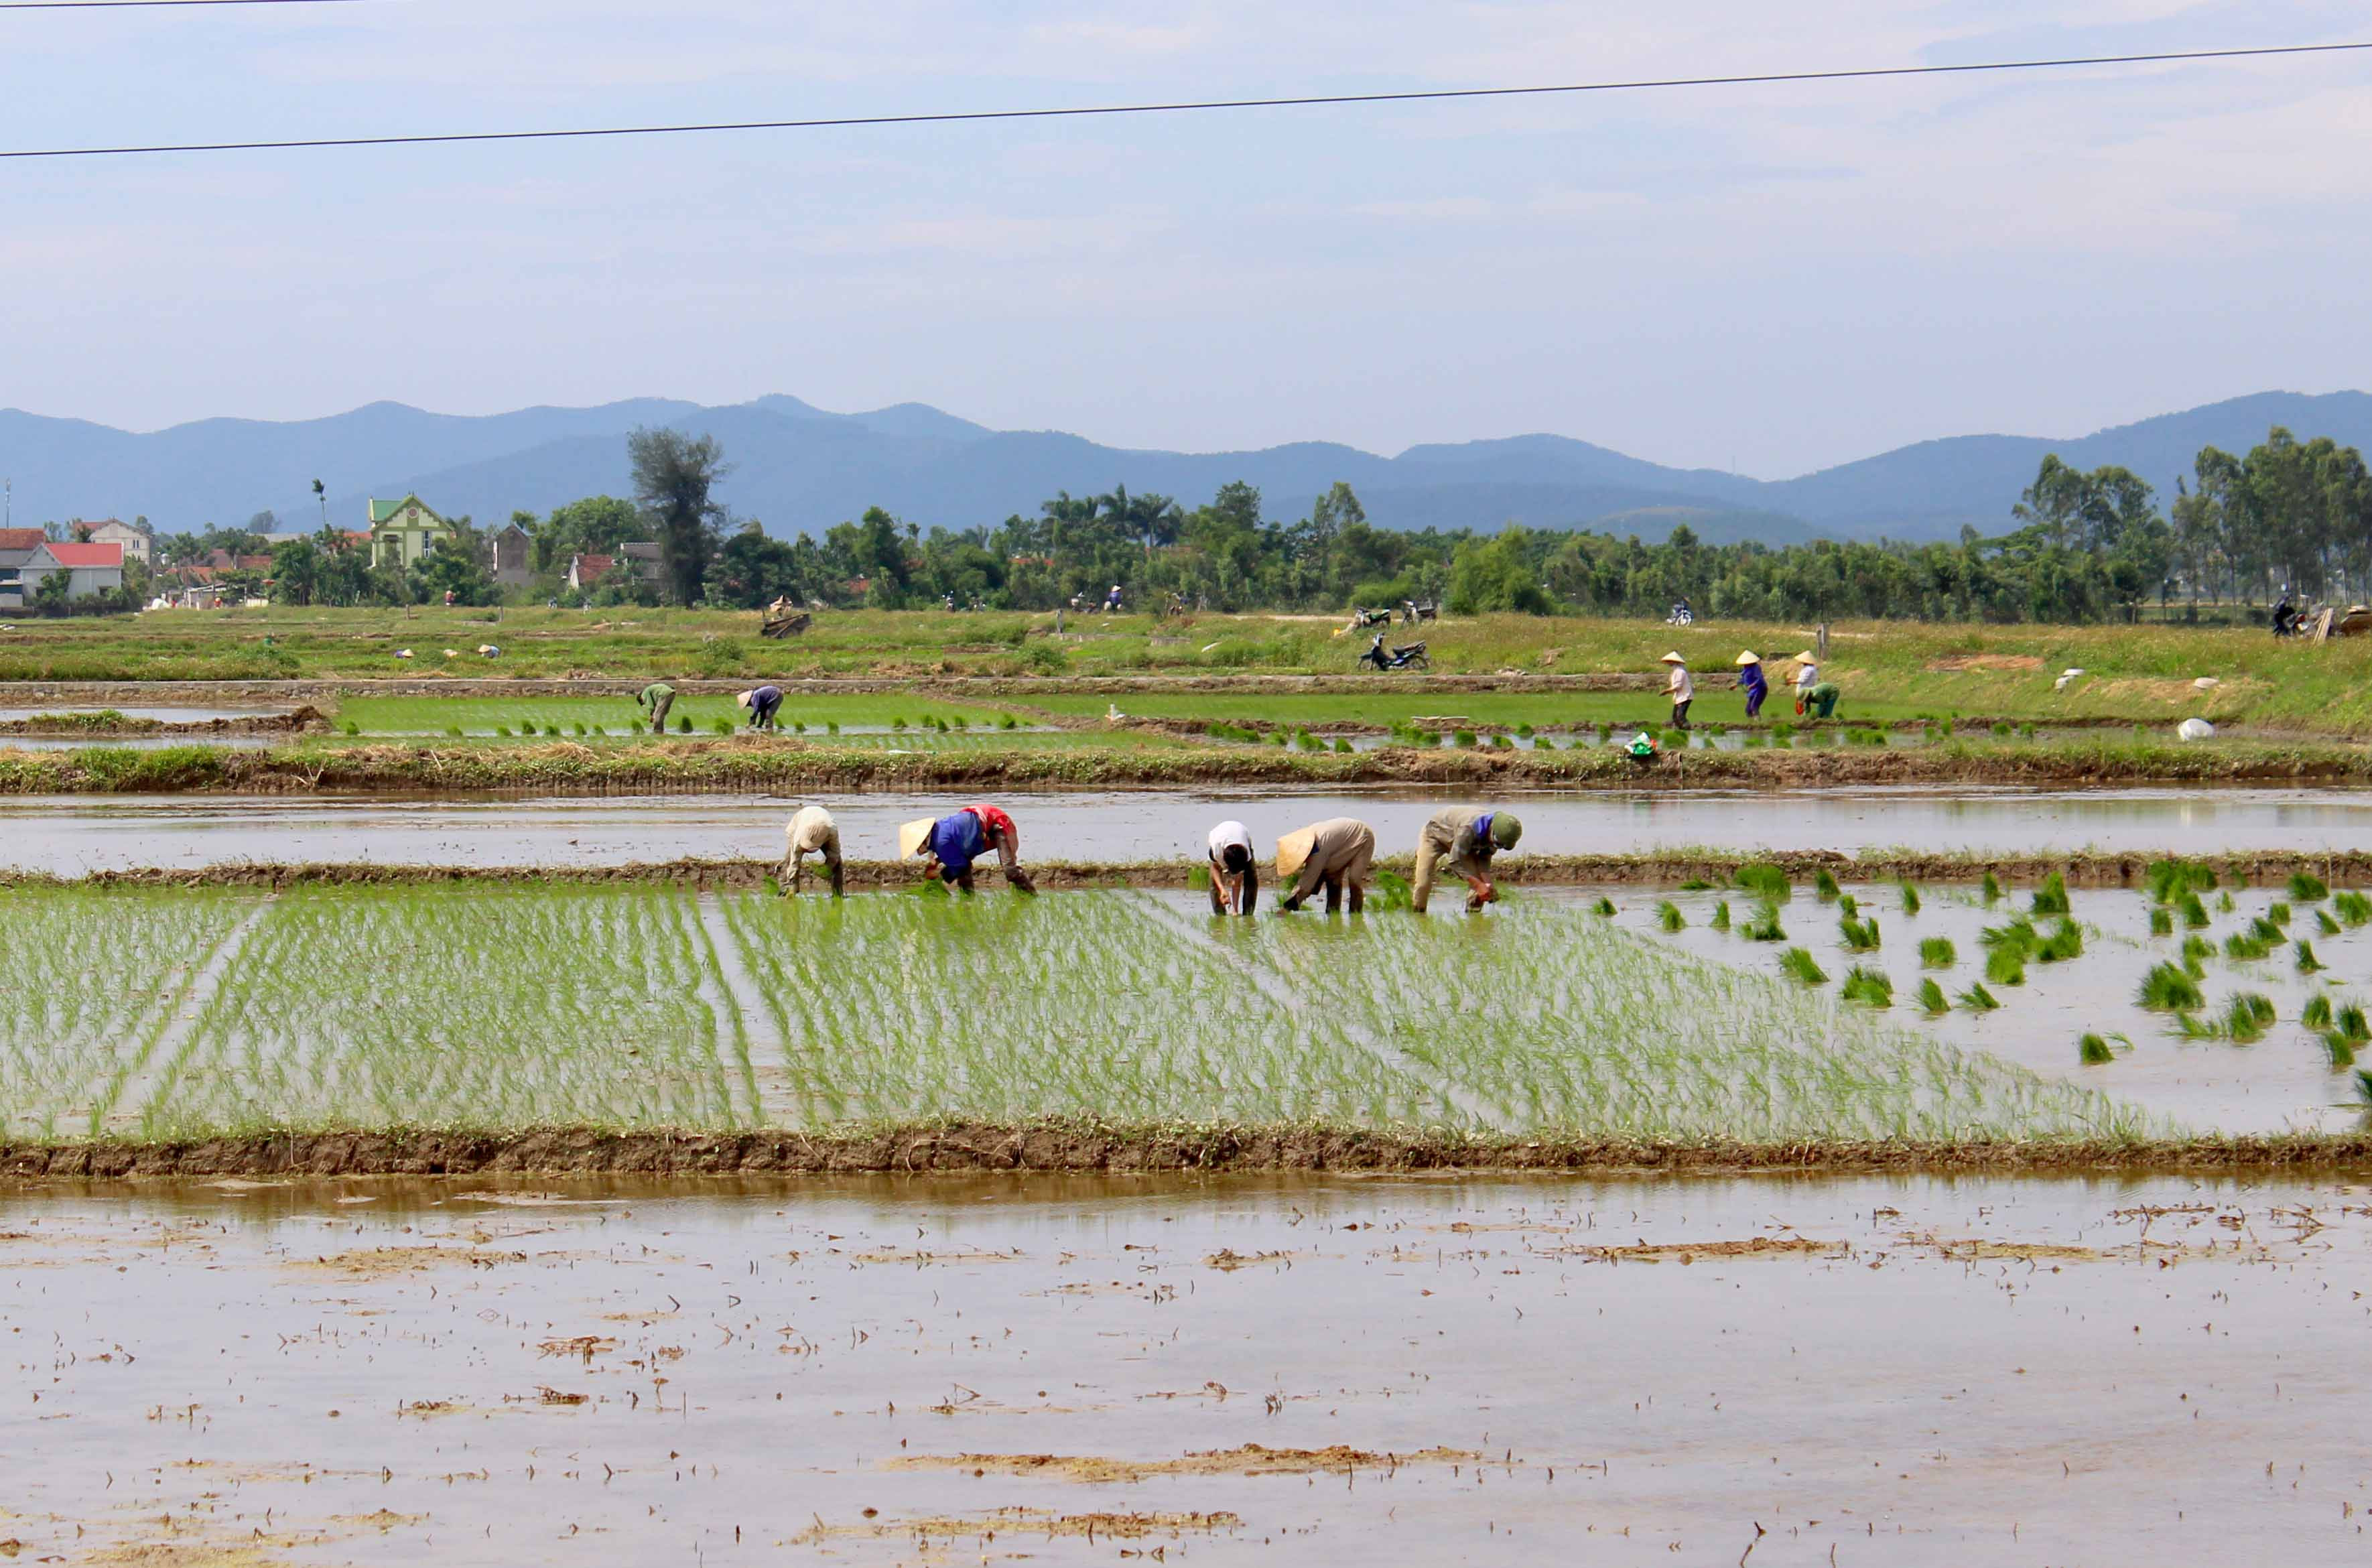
[636,681,675,734]
[1660,651,1694,729]
[737,685,784,731]
[1736,651,1768,718]
[1207,819,1258,915]
[779,803,844,897]
[1411,807,1523,913]
[1276,817,1375,915]
[903,803,1036,894]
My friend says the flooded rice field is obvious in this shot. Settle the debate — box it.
[0,705,290,724]
[10,783,2372,874]
[5,1171,2370,1566]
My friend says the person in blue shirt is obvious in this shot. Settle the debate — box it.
[736,685,784,731]
[910,803,1035,894]
[1736,651,1768,719]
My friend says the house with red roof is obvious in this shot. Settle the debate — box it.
[20,539,126,601]
[565,552,615,591]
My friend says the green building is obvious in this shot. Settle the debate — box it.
[368,495,454,569]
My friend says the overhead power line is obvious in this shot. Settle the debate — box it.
[1,40,2364,160]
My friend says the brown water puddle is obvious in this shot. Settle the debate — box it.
[4,1170,2371,1565]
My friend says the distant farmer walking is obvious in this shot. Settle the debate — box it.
[1660,651,1694,730]
[779,804,844,897]
[1412,807,1523,913]
[1735,651,1767,719]
[637,681,675,734]
[1207,819,1258,916]
[903,803,1035,894]
[1277,817,1375,915]
[738,685,784,731]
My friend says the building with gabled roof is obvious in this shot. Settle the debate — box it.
[367,494,454,570]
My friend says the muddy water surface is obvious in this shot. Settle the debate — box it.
[11,784,2372,874]
[5,1171,2369,1565]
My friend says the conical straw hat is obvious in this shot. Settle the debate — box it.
[1658,651,1687,664]
[1276,826,1318,879]
[1735,650,1760,665]
[897,817,939,860]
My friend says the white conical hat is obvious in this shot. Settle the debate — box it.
[1735,650,1760,665]
[1276,826,1318,879]
[897,818,939,859]
[1658,651,1687,664]
[1792,650,1817,662]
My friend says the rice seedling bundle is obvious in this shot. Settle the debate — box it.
[2137,964,2204,1012]
[2302,994,2334,1030]
[2216,891,2236,914]
[2223,928,2276,962]
[1918,937,1957,969]
[1984,945,2028,987]
[2034,920,2083,964]
[1956,982,2001,1011]
[2179,893,2211,929]
[1898,882,1921,915]
[1779,948,1829,985]
[2267,902,2292,927]
[2079,1033,2114,1065]
[1915,978,1949,1015]
[2337,1003,2371,1044]
[2334,891,2372,927]
[1733,864,1791,903]
[2180,933,2213,974]
[1814,869,1842,901]
[2030,872,2070,916]
[2223,992,2276,1044]
[2146,859,2217,904]
[1656,901,1685,932]
[1710,901,1732,931]
[2295,940,2327,974]
[2289,871,2330,903]
[1838,915,1881,952]
[1981,872,2003,903]
[2316,910,2343,937]
[1592,897,1618,917]
[1837,893,1858,918]
[1742,903,1786,942]
[2148,907,2173,937]
[1840,968,1893,1008]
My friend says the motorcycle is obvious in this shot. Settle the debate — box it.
[1345,606,1392,631]
[1360,634,1429,671]
[1666,600,1696,627]
[1399,599,1440,626]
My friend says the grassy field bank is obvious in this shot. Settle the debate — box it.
[3,731,2368,794]
[5,607,2369,732]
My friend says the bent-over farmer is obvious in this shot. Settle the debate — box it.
[1276,817,1375,915]
[737,685,784,730]
[1412,807,1523,914]
[903,803,1035,894]
[1207,819,1258,916]
[637,681,676,734]
[779,803,844,897]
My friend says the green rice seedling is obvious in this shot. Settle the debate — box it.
[1840,966,1893,1007]
[2079,1033,2114,1065]
[2334,891,2371,925]
[570,722,586,737]
[791,720,807,734]
[1592,897,1617,917]
[2223,929,2276,962]
[2137,963,2204,1012]
[1839,914,1881,952]
[998,712,1018,729]
[547,722,567,737]
[2251,915,2285,943]
[1596,722,1614,742]
[1813,868,1841,901]
[1837,892,1859,917]
[2324,1035,2357,1069]
[2303,994,2334,1030]
[1957,982,2001,1010]
[1295,730,1324,752]
[1779,947,1829,985]
[1492,733,1514,750]
[2289,870,2330,902]
[2170,1011,2219,1040]
[442,724,463,738]
[494,724,512,737]
[1710,900,1732,931]
[952,716,968,730]
[2296,939,2328,974]
[2180,933,2212,975]
[2223,992,2275,1043]
[1733,864,1791,903]
[341,720,360,736]
[2356,1070,2372,1106]
[1898,881,1921,915]
[2316,909,2342,937]
[1981,871,2003,903]
[2146,858,2217,903]
[2018,724,2036,739]
[2030,871,2070,915]
[1991,721,2012,738]
[590,724,607,737]
[1516,723,1535,738]
[2338,1003,2371,1043]
[891,716,908,730]
[1916,978,1949,1015]
[1186,862,1211,890]
[2267,901,2292,926]
[1367,869,1415,913]
[1657,901,1685,932]
[675,714,692,732]
[2149,907,2173,936]
[1980,915,2038,953]
[1678,877,1715,891]
[2180,892,2211,929]
[1984,945,2027,986]
[1742,902,1786,942]
[1918,936,1956,968]
[2216,891,2235,913]
[2035,919,2083,963]
[1334,738,1356,754]
[1660,728,1686,749]
[826,720,840,734]
[1455,729,1478,747]
[709,718,730,736]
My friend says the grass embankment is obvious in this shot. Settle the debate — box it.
[5,608,2367,733]
[2,732,2367,795]
[9,1125,2372,1179]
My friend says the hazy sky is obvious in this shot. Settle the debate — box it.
[4,0,2369,476]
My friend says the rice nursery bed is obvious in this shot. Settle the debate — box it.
[0,883,2148,1151]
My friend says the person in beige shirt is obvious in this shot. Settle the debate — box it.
[1660,651,1694,730]
[1276,818,1376,914]
[779,804,843,897]
[1412,807,1524,913]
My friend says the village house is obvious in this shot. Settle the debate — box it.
[0,527,44,606]
[490,523,533,587]
[566,543,663,594]
[565,552,616,592]
[84,519,153,564]
[367,494,456,570]
[20,540,126,600]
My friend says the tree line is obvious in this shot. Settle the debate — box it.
[103,419,2372,623]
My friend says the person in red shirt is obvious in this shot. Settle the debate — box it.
[915,803,1035,893]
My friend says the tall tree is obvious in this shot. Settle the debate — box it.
[627,428,729,603]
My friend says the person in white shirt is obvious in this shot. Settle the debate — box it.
[779,804,843,897]
[1659,651,1695,730]
[1792,651,1820,695]
[1207,820,1257,915]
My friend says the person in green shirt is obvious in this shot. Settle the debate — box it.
[636,682,676,734]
